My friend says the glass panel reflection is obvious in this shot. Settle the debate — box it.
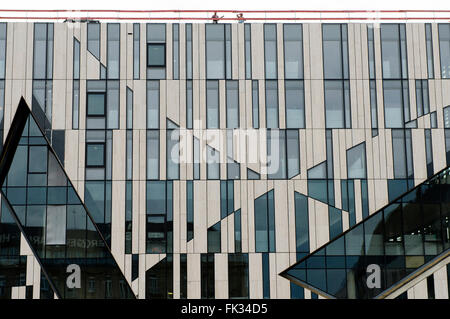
[283,166,450,299]
[0,99,135,299]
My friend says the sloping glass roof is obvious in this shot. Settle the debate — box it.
[281,166,450,299]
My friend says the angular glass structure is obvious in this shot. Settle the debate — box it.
[281,166,450,299]
[0,98,135,299]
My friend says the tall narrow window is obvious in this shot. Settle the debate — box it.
[287,130,300,178]
[285,80,305,128]
[439,24,450,79]
[147,80,160,128]
[207,221,221,253]
[133,23,140,79]
[415,79,430,117]
[220,180,234,219]
[244,24,252,79]
[173,24,179,80]
[228,254,249,298]
[126,87,133,129]
[87,22,100,60]
[267,129,286,179]
[33,23,54,131]
[234,210,241,253]
[107,80,119,129]
[0,23,5,142]
[368,25,378,136]
[381,24,408,79]
[146,130,160,180]
[322,24,349,79]
[206,24,225,79]
[254,190,276,253]
[425,24,434,79]
[186,24,193,79]
[206,145,220,180]
[264,24,277,79]
[147,24,166,79]
[294,192,309,256]
[201,254,214,299]
[226,80,239,128]
[186,80,193,129]
[346,142,366,179]
[206,80,219,128]
[146,181,172,254]
[225,24,232,79]
[383,80,409,128]
[265,80,279,128]
[324,80,351,128]
[167,123,180,180]
[283,24,303,79]
[323,24,350,129]
[107,24,120,79]
[392,129,414,179]
[252,80,259,129]
[186,181,194,242]
[425,129,433,177]
[72,38,80,129]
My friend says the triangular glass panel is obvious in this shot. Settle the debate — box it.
[281,166,450,299]
[0,98,135,299]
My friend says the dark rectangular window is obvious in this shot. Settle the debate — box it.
[207,221,221,253]
[425,24,434,79]
[107,24,120,79]
[146,181,172,254]
[86,143,105,167]
[180,254,187,299]
[173,24,179,80]
[87,23,100,59]
[220,180,234,219]
[245,24,252,79]
[285,80,305,128]
[133,23,140,79]
[329,206,342,240]
[126,130,132,180]
[228,254,249,298]
[322,24,348,79]
[392,129,414,179]
[87,92,106,117]
[201,254,214,299]
[0,23,6,79]
[166,126,180,180]
[186,24,193,79]
[380,24,408,79]
[425,129,433,177]
[186,181,194,242]
[234,209,241,253]
[284,24,303,79]
[264,24,277,79]
[147,43,166,67]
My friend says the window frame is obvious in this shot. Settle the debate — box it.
[85,142,106,168]
[86,92,107,117]
[147,43,166,68]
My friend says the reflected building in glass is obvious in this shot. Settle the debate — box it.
[0,20,448,299]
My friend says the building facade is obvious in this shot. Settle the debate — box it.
[0,20,449,299]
